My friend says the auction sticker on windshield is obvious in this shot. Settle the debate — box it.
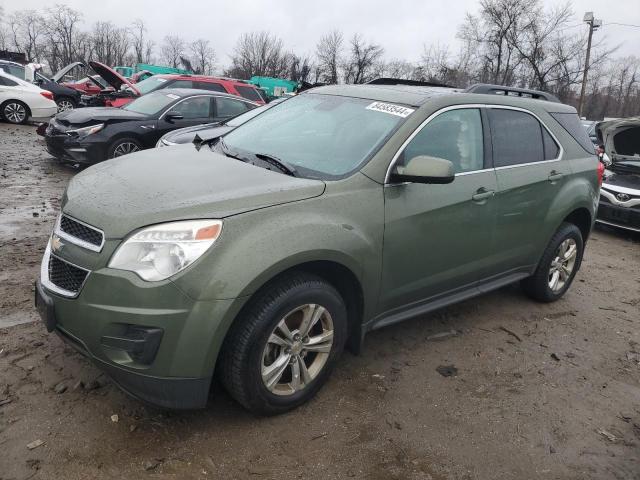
[366,102,415,118]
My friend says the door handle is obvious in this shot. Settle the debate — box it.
[548,171,564,182]
[472,188,495,203]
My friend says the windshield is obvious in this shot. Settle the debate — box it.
[221,93,409,179]
[133,76,170,94]
[123,92,179,115]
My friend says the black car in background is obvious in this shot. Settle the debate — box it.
[0,60,82,112]
[157,97,286,147]
[44,89,258,164]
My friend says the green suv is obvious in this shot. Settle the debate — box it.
[36,83,600,415]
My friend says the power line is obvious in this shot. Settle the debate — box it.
[602,22,640,28]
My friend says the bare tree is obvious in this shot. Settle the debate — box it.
[91,22,131,66]
[226,31,289,78]
[130,19,153,64]
[342,34,384,84]
[315,30,343,83]
[8,10,45,62]
[190,38,216,74]
[41,5,84,71]
[160,34,185,69]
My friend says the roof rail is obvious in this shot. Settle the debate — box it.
[367,77,454,88]
[465,83,560,103]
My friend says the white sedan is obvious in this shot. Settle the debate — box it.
[0,70,58,124]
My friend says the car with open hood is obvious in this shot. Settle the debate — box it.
[0,60,82,112]
[36,83,600,415]
[44,88,256,163]
[78,61,141,108]
[157,97,284,147]
[596,116,640,232]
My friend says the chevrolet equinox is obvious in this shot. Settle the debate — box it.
[36,83,601,415]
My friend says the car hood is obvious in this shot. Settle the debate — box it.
[55,107,147,125]
[52,61,85,83]
[62,145,326,238]
[164,123,233,144]
[89,61,140,96]
[596,117,640,161]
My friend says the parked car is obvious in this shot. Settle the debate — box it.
[595,117,640,232]
[78,61,141,107]
[582,120,599,146]
[0,69,57,124]
[157,97,285,147]
[36,83,600,414]
[44,88,257,163]
[63,75,110,96]
[0,60,82,112]
[127,74,266,106]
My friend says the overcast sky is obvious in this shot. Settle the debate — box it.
[4,0,640,66]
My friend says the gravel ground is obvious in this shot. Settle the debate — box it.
[1,122,639,480]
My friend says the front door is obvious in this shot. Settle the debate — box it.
[154,96,214,143]
[379,107,498,314]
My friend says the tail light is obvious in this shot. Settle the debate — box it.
[40,91,54,101]
[597,161,605,186]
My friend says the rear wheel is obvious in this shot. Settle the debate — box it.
[107,138,143,159]
[55,97,76,112]
[2,100,29,124]
[522,222,584,302]
[219,273,347,415]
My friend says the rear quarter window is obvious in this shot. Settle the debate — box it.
[235,85,262,102]
[550,112,596,154]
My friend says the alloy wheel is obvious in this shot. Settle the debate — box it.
[261,303,334,396]
[56,99,74,112]
[112,142,140,157]
[4,103,26,123]
[548,238,577,292]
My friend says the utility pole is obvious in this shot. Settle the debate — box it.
[578,12,602,118]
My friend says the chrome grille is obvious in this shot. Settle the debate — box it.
[58,214,104,251]
[48,254,89,294]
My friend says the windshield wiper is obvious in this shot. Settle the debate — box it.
[254,153,298,177]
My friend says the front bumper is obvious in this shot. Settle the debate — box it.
[36,240,245,409]
[597,189,640,233]
[44,132,107,164]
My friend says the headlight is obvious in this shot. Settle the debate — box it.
[108,220,222,281]
[67,123,104,138]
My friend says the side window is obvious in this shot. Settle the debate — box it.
[399,108,484,174]
[7,65,25,79]
[0,76,18,86]
[488,109,544,167]
[168,80,194,89]
[235,85,263,102]
[170,96,212,119]
[196,81,225,92]
[216,97,251,118]
[541,127,560,160]
[550,112,596,154]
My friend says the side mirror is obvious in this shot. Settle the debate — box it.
[164,111,184,122]
[391,155,455,184]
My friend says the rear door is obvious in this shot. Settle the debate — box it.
[379,106,498,313]
[486,107,565,278]
[213,97,253,122]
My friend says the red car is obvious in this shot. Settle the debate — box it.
[121,74,266,107]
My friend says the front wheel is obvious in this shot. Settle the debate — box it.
[219,273,347,415]
[521,222,584,302]
[56,97,76,112]
[107,138,143,159]
[2,100,29,124]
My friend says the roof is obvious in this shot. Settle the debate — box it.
[155,74,254,86]
[153,88,258,103]
[306,83,576,113]
[308,84,460,107]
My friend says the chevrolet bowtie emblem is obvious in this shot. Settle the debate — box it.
[51,235,64,253]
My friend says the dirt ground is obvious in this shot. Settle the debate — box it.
[1,122,639,480]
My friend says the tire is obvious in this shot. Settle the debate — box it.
[55,96,76,112]
[219,273,348,415]
[107,137,143,159]
[521,222,584,303]
[1,100,29,124]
